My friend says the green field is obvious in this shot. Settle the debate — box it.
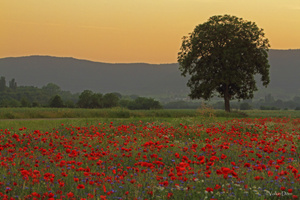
[1,107,300,119]
[0,107,299,132]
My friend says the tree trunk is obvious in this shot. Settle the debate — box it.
[224,84,231,112]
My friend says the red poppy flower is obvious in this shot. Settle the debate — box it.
[77,184,85,189]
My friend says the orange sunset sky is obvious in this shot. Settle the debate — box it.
[1,0,300,64]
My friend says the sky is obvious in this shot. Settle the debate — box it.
[1,0,300,64]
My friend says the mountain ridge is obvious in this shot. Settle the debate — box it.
[0,49,299,99]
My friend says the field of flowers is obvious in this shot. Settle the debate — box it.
[0,117,299,200]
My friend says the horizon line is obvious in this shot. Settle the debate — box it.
[1,48,300,65]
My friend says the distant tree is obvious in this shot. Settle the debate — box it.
[77,90,93,108]
[21,97,31,107]
[0,98,20,107]
[49,95,64,108]
[32,102,40,107]
[90,93,103,108]
[65,100,75,108]
[0,76,6,92]
[103,93,119,108]
[119,99,131,108]
[42,83,61,96]
[178,15,270,112]
[9,78,17,90]
[128,97,162,110]
[112,92,122,99]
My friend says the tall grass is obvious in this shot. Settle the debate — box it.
[1,107,299,121]
[0,107,249,119]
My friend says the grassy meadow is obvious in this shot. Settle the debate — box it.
[0,108,299,199]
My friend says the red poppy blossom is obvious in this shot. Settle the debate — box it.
[77,184,85,189]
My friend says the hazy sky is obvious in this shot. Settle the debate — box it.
[1,0,300,63]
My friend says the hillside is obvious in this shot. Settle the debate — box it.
[0,56,188,97]
[0,49,299,99]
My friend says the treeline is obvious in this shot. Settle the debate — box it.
[2,76,299,110]
[0,76,162,110]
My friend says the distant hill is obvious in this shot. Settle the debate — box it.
[0,56,189,96]
[0,49,299,99]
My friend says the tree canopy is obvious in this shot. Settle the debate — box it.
[178,15,270,112]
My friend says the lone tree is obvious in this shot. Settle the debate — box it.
[178,15,270,112]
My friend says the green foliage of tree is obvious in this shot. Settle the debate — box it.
[42,83,61,96]
[49,95,64,108]
[119,99,131,108]
[0,76,6,92]
[103,93,120,108]
[77,91,114,108]
[32,102,40,107]
[90,93,103,108]
[21,97,31,107]
[178,15,270,112]
[77,90,93,108]
[128,97,162,110]
[0,76,165,109]
[0,97,20,107]
[9,78,17,90]
[65,100,75,108]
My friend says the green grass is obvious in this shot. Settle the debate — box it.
[0,108,299,132]
[244,109,300,118]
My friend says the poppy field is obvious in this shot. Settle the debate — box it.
[0,117,299,200]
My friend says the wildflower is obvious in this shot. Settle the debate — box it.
[77,184,85,189]
[67,192,74,198]
[214,184,221,190]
